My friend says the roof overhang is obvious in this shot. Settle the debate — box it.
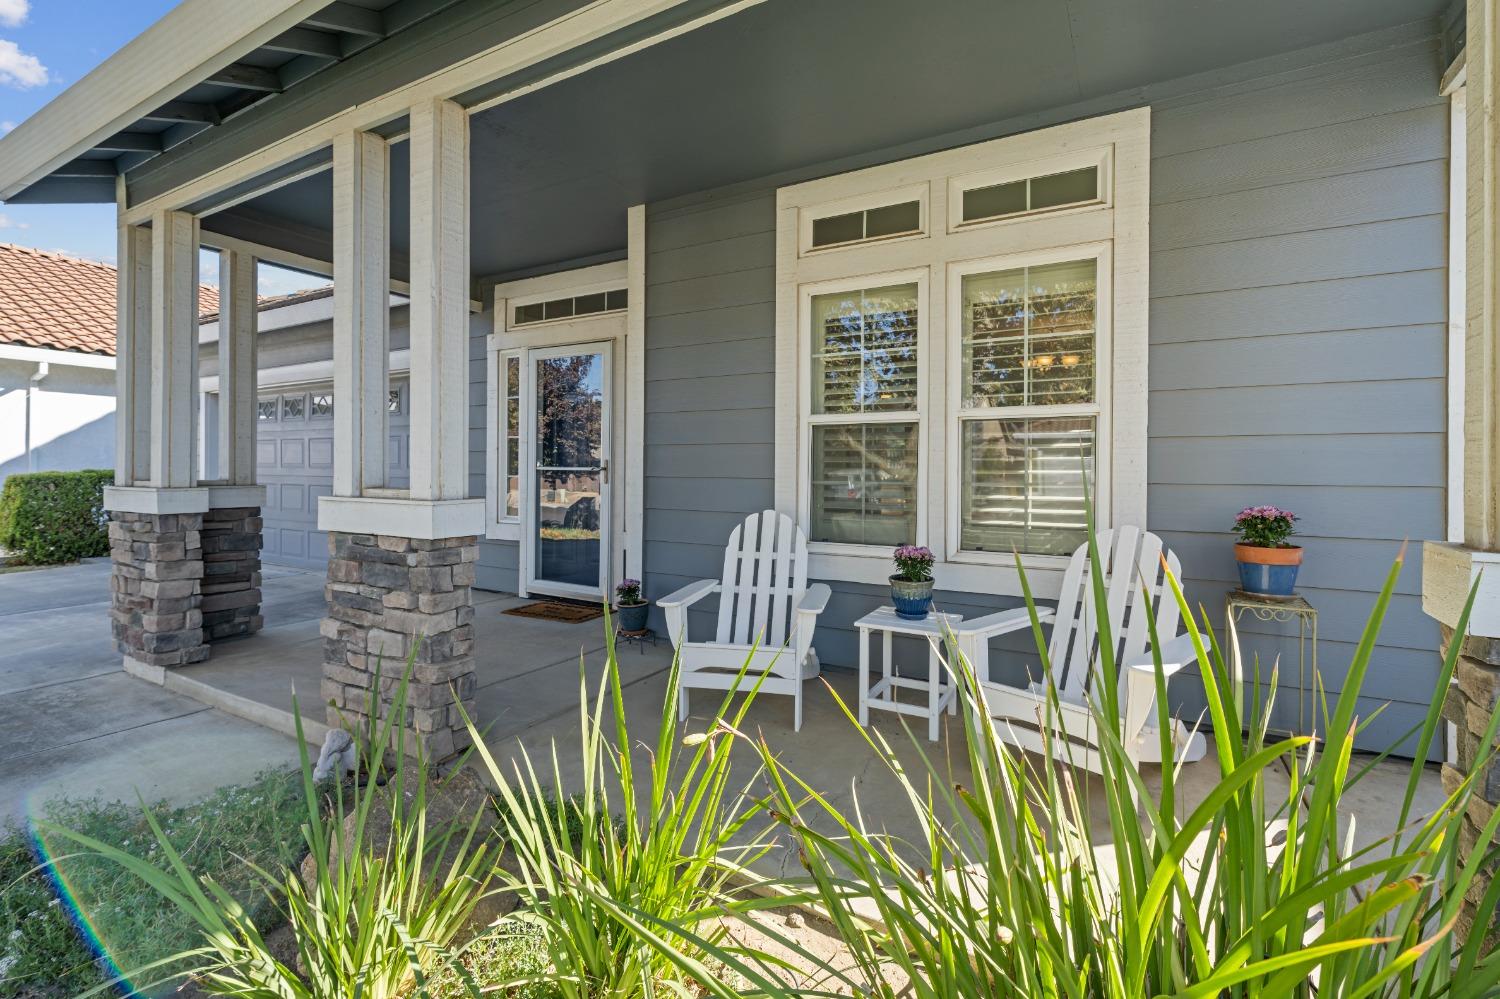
[0,0,329,202]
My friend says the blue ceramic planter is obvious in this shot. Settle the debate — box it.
[1236,560,1300,596]
[1234,543,1304,597]
[616,602,650,632]
[890,576,935,620]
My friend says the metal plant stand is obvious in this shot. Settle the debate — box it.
[615,628,659,653]
[1225,590,1318,737]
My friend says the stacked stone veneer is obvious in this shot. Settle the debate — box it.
[108,512,209,668]
[320,532,479,762]
[1442,625,1500,947]
[200,506,264,641]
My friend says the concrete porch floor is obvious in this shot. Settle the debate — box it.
[161,566,1447,870]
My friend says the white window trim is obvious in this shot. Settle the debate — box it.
[773,108,1150,599]
[485,216,646,594]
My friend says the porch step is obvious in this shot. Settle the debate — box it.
[122,654,329,747]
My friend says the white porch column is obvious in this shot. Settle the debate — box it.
[331,128,390,496]
[318,105,480,763]
[1425,0,1500,947]
[217,248,258,486]
[407,97,470,502]
[149,209,201,489]
[105,208,210,675]
[201,247,267,643]
[114,221,152,485]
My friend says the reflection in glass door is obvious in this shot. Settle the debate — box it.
[527,344,609,598]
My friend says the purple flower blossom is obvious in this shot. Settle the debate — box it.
[892,545,935,582]
[615,578,643,603]
[1231,506,1298,548]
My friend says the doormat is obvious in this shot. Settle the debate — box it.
[503,600,605,624]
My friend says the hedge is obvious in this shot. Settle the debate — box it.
[0,469,114,565]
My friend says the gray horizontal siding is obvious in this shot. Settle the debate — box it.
[1147,34,1448,755]
[634,34,1449,757]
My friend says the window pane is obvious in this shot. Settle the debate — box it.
[962,180,1027,222]
[1030,166,1098,211]
[574,291,608,316]
[281,394,305,420]
[962,259,1095,408]
[605,288,628,311]
[811,210,865,247]
[543,297,575,321]
[810,422,918,546]
[311,393,333,417]
[960,416,1094,556]
[504,355,521,518]
[864,200,921,239]
[811,283,919,414]
[514,303,545,326]
[257,398,277,421]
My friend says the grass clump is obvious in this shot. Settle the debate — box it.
[1,768,304,997]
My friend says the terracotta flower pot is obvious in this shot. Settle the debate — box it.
[1234,543,1303,597]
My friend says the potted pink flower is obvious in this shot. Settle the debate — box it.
[1232,506,1301,597]
[615,578,649,633]
[891,545,935,620]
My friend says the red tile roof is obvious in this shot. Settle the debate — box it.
[0,242,221,357]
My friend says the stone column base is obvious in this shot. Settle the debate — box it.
[320,531,479,762]
[108,511,208,667]
[201,506,264,641]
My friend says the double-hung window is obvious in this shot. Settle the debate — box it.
[804,273,924,548]
[774,109,1148,594]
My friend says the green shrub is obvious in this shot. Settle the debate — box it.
[0,469,113,565]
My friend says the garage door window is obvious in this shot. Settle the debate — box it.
[310,392,333,418]
[257,398,277,421]
[282,394,305,420]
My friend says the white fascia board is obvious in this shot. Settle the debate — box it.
[0,343,116,369]
[0,0,326,201]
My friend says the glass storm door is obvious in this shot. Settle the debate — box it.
[525,343,610,599]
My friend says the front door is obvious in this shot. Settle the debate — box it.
[524,342,611,600]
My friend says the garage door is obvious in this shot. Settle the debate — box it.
[256,379,411,570]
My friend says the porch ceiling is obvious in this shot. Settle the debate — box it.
[206,0,1451,282]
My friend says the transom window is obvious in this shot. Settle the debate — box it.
[960,165,1100,225]
[810,200,922,249]
[512,288,627,327]
[775,110,1148,592]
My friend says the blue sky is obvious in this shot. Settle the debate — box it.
[0,0,318,295]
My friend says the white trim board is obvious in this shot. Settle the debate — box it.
[772,107,1150,600]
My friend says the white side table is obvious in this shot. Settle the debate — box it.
[854,606,963,742]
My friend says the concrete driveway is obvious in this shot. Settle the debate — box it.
[0,560,321,822]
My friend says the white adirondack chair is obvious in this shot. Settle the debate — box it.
[953,527,1208,774]
[658,510,831,731]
